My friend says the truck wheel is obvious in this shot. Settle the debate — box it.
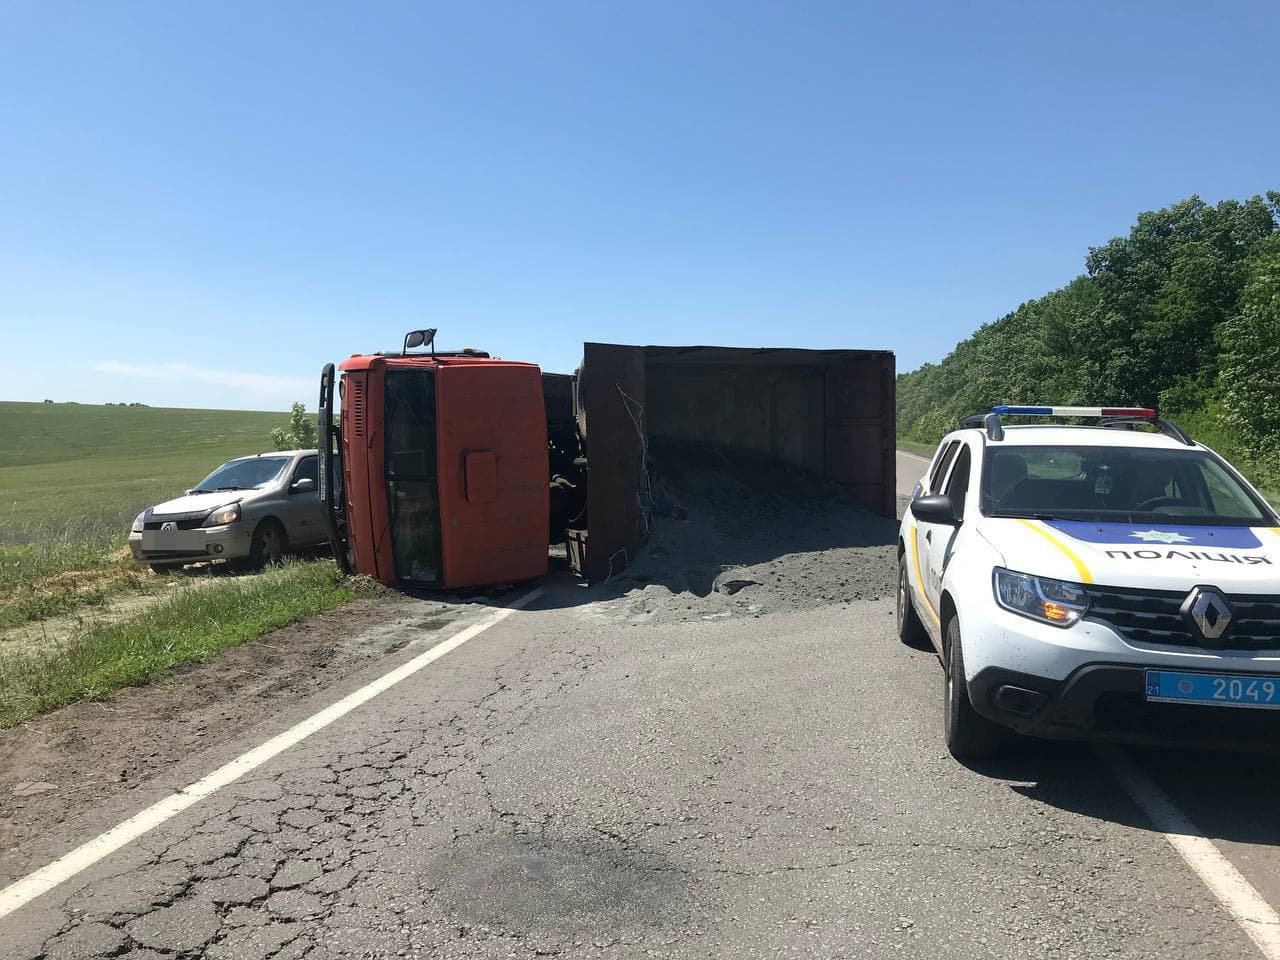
[943,616,1005,761]
[246,519,288,570]
[896,551,930,648]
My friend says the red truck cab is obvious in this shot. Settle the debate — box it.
[320,346,549,589]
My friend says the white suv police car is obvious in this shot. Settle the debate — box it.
[898,405,1280,760]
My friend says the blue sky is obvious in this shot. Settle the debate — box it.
[2,1,1277,410]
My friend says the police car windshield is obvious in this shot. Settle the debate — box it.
[981,446,1273,526]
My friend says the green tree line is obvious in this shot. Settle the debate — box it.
[897,192,1280,489]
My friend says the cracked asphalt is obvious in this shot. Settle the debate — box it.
[3,573,1277,960]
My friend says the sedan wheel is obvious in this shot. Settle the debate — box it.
[246,520,288,570]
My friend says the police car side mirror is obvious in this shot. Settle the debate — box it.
[913,494,961,526]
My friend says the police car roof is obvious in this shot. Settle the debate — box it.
[973,424,1199,450]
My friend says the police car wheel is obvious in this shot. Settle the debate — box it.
[943,616,1005,761]
[896,552,929,648]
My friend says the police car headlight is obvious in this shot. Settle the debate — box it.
[203,503,241,527]
[993,568,1088,627]
[131,511,146,533]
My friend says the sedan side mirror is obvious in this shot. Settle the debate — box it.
[291,477,317,494]
[912,494,960,526]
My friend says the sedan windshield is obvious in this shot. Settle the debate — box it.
[981,445,1273,526]
[191,456,291,492]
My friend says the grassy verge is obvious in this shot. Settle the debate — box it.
[0,560,361,728]
[896,439,937,459]
[0,541,148,630]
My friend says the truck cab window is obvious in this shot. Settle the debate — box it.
[384,369,443,583]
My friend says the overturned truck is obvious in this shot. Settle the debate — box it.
[318,335,895,589]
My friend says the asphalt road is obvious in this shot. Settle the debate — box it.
[897,446,1280,946]
[896,448,932,498]
[0,455,1277,958]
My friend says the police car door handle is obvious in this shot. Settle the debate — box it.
[925,530,932,543]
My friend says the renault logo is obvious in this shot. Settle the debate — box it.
[1180,586,1233,644]
[161,521,176,532]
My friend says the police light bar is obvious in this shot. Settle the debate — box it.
[992,405,1156,418]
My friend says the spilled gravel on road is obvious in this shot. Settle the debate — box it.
[573,445,900,626]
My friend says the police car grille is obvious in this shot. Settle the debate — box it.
[1084,584,1280,651]
[1227,597,1280,648]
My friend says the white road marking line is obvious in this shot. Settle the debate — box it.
[1102,746,1280,959]
[0,588,544,921]
[897,450,931,463]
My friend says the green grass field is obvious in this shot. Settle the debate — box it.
[0,401,299,624]
[0,401,290,543]
[0,400,359,723]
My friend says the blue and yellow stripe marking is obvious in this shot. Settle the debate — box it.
[909,524,940,624]
[1015,519,1094,584]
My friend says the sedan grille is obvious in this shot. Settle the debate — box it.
[144,517,206,530]
[1084,584,1280,651]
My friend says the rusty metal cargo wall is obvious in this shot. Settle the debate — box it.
[822,355,897,517]
[578,343,648,582]
[578,343,894,583]
[643,359,829,476]
[641,346,896,517]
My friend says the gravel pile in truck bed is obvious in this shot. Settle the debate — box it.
[574,445,900,626]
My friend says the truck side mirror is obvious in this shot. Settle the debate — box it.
[291,477,317,494]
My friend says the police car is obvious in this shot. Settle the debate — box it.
[898,406,1280,759]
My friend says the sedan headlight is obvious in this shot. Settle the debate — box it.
[131,511,146,533]
[203,502,241,527]
[993,567,1088,627]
